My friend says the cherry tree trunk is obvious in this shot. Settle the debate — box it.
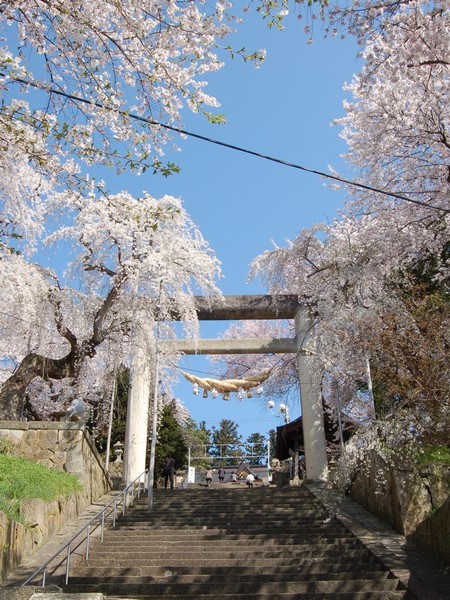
[0,351,77,420]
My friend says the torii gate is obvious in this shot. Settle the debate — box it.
[124,295,328,489]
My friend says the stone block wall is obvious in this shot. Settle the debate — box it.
[411,498,449,566]
[0,492,85,583]
[348,450,450,567]
[0,422,111,504]
[0,422,112,583]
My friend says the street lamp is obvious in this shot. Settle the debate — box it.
[267,400,290,424]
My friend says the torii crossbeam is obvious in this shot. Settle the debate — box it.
[124,295,328,496]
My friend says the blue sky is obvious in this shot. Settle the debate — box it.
[39,9,362,441]
[133,11,363,441]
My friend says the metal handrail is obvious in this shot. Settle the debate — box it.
[21,469,148,588]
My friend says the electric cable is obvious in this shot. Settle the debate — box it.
[10,77,449,214]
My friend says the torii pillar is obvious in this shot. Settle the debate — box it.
[123,323,151,486]
[295,307,328,481]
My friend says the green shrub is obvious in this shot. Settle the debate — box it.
[0,455,83,523]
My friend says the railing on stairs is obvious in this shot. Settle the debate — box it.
[21,469,148,588]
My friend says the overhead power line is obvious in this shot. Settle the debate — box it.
[11,77,449,214]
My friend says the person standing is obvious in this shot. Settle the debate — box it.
[163,455,175,489]
[218,466,226,483]
[205,468,213,487]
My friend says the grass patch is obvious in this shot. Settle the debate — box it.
[0,454,83,524]
[416,446,450,466]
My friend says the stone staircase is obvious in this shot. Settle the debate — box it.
[64,485,408,599]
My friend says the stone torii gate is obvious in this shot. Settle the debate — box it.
[124,295,328,487]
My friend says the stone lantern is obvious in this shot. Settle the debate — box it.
[113,440,124,463]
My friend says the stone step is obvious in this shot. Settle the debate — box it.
[115,519,328,528]
[85,547,366,562]
[74,563,385,578]
[118,515,324,524]
[120,509,325,517]
[114,522,332,530]
[119,510,327,516]
[101,528,352,540]
[104,593,407,600]
[146,489,309,493]
[136,496,316,501]
[98,535,354,545]
[79,553,379,568]
[111,526,341,533]
[70,571,392,584]
[127,501,321,509]
[133,501,318,509]
[65,487,406,600]
[137,492,315,499]
[65,577,403,596]
[133,500,320,510]
[112,527,344,535]
[107,517,346,528]
[96,536,357,548]
[83,543,370,559]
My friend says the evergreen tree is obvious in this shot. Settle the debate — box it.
[211,419,243,466]
[92,366,129,456]
[268,429,277,462]
[154,400,188,481]
[245,433,267,465]
[182,418,212,471]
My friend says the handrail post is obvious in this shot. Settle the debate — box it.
[85,525,91,560]
[101,511,105,542]
[113,499,117,527]
[65,544,71,585]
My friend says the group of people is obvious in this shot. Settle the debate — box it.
[162,455,259,489]
[205,468,256,487]
[205,466,228,486]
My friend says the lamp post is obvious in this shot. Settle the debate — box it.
[267,400,290,424]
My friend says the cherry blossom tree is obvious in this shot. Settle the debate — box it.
[250,212,448,438]
[0,1,263,182]
[0,1,264,259]
[249,1,449,445]
[0,191,222,420]
[254,0,443,40]
[337,2,449,214]
[0,1,259,420]
[333,1,449,440]
[210,319,298,399]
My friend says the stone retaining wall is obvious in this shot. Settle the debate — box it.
[0,422,112,583]
[348,451,450,567]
